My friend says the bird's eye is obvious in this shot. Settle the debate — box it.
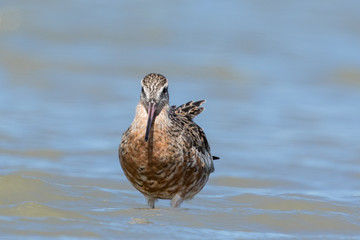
[162,87,167,94]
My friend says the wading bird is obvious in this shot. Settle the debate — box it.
[119,73,218,208]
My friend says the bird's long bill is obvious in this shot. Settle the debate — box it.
[145,102,156,142]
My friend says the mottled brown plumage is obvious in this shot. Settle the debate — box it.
[119,73,217,208]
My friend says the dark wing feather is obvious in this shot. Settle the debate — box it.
[172,100,206,119]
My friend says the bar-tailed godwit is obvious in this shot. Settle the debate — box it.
[119,73,218,208]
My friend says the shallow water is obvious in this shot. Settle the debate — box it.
[1,1,360,239]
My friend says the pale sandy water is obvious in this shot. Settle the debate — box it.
[1,1,360,239]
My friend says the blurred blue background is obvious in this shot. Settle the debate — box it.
[1,1,360,239]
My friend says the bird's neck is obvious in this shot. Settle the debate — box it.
[134,103,171,130]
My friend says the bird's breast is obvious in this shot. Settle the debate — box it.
[119,106,179,175]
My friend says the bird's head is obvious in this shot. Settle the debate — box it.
[140,73,169,142]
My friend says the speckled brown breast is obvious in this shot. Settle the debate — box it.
[119,122,209,200]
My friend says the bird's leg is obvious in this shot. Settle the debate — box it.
[171,193,184,208]
[146,196,156,208]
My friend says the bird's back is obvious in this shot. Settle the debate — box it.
[169,100,215,173]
